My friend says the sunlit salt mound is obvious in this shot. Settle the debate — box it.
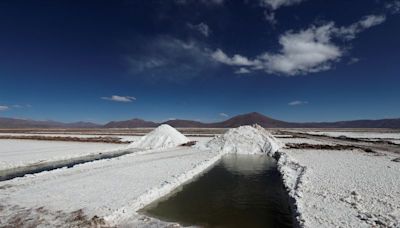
[130,124,189,149]
[204,124,281,154]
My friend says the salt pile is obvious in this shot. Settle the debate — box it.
[130,124,189,149]
[203,124,281,154]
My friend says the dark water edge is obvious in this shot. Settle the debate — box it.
[0,149,137,181]
[141,154,293,228]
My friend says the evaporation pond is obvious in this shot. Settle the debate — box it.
[141,154,293,228]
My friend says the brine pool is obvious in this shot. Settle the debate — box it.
[141,154,293,227]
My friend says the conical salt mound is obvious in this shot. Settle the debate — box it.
[203,124,281,155]
[130,124,189,149]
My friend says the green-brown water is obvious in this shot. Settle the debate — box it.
[142,154,293,228]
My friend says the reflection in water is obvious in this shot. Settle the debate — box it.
[142,154,292,228]
[221,154,276,176]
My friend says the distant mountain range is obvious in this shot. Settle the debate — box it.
[1,112,400,128]
[103,118,158,128]
[0,117,99,129]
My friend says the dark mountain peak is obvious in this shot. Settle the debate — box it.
[238,112,271,119]
[103,118,157,128]
[248,111,263,116]
[212,112,286,128]
[129,118,146,121]
[162,119,207,128]
[67,122,100,128]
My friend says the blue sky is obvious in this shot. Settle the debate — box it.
[0,0,399,124]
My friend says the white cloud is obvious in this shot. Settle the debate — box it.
[0,104,31,111]
[211,49,257,66]
[206,0,224,4]
[12,104,31,108]
[264,11,277,25]
[212,14,386,76]
[101,95,136,102]
[260,0,306,10]
[212,23,341,75]
[337,15,386,40]
[0,105,9,111]
[257,23,342,75]
[359,15,386,28]
[386,0,400,14]
[348,57,360,65]
[196,0,225,6]
[188,22,211,37]
[288,100,308,106]
[235,67,252,74]
[259,0,306,24]
[219,112,229,117]
[126,36,215,80]
[176,0,224,5]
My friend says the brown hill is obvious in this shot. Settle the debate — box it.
[209,112,298,128]
[103,118,157,128]
[0,117,100,128]
[2,113,400,128]
[104,112,400,128]
[162,119,208,128]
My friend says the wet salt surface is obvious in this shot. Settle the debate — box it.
[142,154,292,228]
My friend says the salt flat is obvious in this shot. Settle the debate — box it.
[0,139,124,170]
[1,127,400,227]
[278,137,336,145]
[0,133,141,142]
[0,146,221,227]
[305,131,400,140]
[280,148,400,227]
[0,135,207,171]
